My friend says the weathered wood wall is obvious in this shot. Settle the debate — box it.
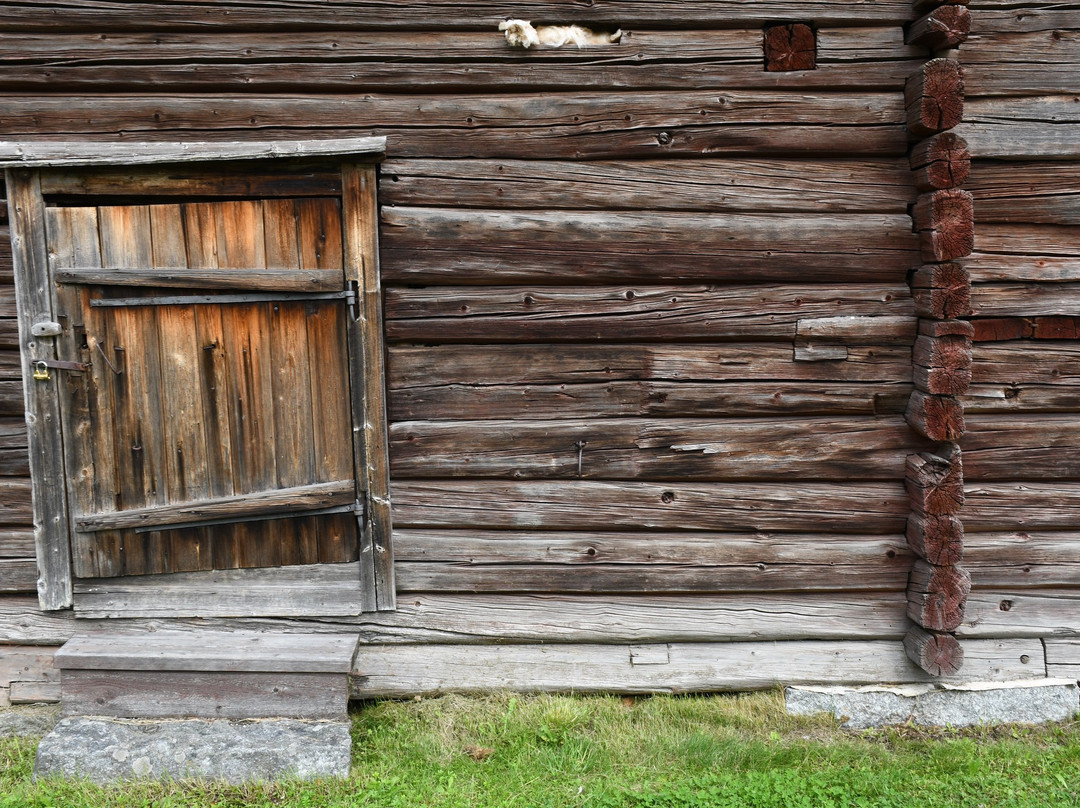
[957,0,1080,649]
[0,0,1075,692]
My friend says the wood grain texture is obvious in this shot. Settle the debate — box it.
[389,417,925,481]
[56,630,357,672]
[391,480,907,533]
[961,415,1080,481]
[0,93,909,160]
[910,262,972,319]
[0,2,918,31]
[906,446,964,516]
[958,97,1080,159]
[968,163,1080,226]
[764,23,817,72]
[350,638,1040,697]
[384,286,914,344]
[906,391,965,441]
[907,560,972,632]
[1045,638,1080,680]
[380,158,917,213]
[5,169,71,610]
[910,133,970,192]
[380,209,918,284]
[913,189,975,262]
[907,513,964,566]
[965,483,1080,531]
[906,5,971,50]
[61,670,348,719]
[905,58,964,138]
[389,381,913,421]
[904,625,964,676]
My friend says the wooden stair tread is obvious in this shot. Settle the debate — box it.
[55,631,358,673]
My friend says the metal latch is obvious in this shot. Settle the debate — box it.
[30,359,90,381]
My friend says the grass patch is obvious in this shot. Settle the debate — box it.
[1,690,1078,807]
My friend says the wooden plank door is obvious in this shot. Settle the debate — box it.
[5,153,392,613]
[45,196,362,578]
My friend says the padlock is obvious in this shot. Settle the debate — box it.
[32,361,50,381]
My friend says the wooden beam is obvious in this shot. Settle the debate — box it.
[906,391,965,441]
[5,169,71,610]
[907,513,964,566]
[74,479,355,533]
[343,163,394,612]
[764,23,817,72]
[350,637,1038,698]
[909,133,970,192]
[913,189,975,262]
[909,262,971,319]
[0,137,385,168]
[907,560,971,632]
[906,446,964,516]
[54,266,343,292]
[906,5,971,50]
[905,58,964,138]
[904,625,964,676]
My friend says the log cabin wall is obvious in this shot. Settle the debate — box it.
[0,0,1074,694]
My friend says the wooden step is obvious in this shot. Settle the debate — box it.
[55,631,358,719]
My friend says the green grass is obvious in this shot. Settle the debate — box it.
[2,691,1079,807]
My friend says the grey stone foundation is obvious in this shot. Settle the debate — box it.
[34,716,352,783]
[786,678,1080,730]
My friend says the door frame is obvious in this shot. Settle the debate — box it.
[1,137,393,612]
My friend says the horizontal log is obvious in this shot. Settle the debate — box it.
[388,417,926,481]
[906,446,964,516]
[970,283,1080,317]
[0,381,22,416]
[967,162,1080,226]
[958,590,1080,639]
[394,530,908,566]
[910,263,972,320]
[965,482,1080,531]
[380,208,918,284]
[919,319,974,338]
[40,165,341,198]
[388,345,915,389]
[964,65,1080,97]
[961,28,1080,94]
[906,5,971,50]
[0,3,918,31]
[904,625,964,676]
[75,479,355,532]
[9,679,60,704]
[383,285,915,343]
[391,480,908,533]
[0,479,32,527]
[970,225,1080,280]
[907,513,965,566]
[0,93,909,160]
[957,124,1080,161]
[0,28,923,67]
[1,591,907,643]
[905,58,964,138]
[905,391,965,441]
[963,383,1080,413]
[0,559,36,593]
[0,529,34,558]
[380,158,917,213]
[395,560,909,594]
[913,190,975,261]
[961,415,1080,481]
[388,381,912,421]
[1045,638,1080,680]
[971,342,1080,386]
[964,532,1080,587]
[907,560,972,632]
[909,132,970,192]
[972,316,1080,342]
[0,61,920,94]
[350,638,1038,697]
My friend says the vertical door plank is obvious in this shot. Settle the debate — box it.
[98,205,166,576]
[217,200,278,567]
[343,165,393,611]
[45,205,124,580]
[182,202,236,569]
[6,170,73,609]
[296,197,355,563]
[263,198,309,564]
[151,204,211,572]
